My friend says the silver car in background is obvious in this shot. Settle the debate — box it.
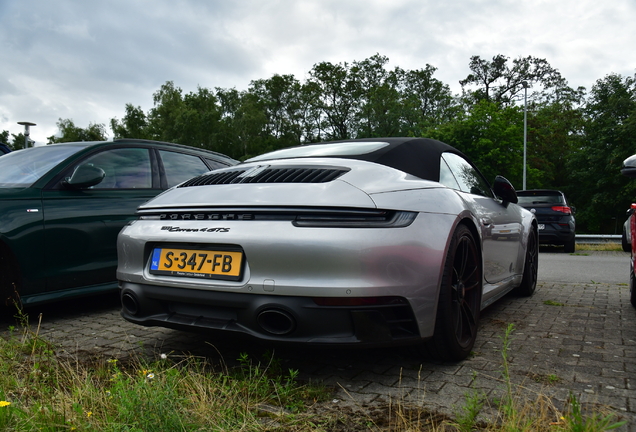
[117,137,538,361]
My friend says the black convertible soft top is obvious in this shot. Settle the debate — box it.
[247,137,470,182]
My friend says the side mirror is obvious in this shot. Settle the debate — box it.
[63,163,105,189]
[621,154,636,178]
[492,175,518,204]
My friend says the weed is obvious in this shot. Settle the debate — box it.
[453,389,484,432]
[558,392,626,431]
[0,310,628,431]
[544,300,565,306]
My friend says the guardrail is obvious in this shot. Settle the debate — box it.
[576,234,621,244]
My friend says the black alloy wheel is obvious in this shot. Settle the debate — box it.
[427,224,482,361]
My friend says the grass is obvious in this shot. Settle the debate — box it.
[575,243,623,252]
[0,312,629,431]
[0,310,330,431]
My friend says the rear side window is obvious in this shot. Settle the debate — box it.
[205,157,233,170]
[441,152,493,198]
[159,150,211,188]
[439,158,461,190]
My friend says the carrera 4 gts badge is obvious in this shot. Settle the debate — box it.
[161,226,230,233]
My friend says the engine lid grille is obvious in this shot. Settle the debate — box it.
[179,166,349,187]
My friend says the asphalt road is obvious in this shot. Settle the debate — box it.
[538,249,630,285]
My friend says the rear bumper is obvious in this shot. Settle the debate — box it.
[537,225,575,245]
[119,282,423,347]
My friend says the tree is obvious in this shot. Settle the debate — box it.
[0,130,10,147]
[428,101,525,186]
[525,80,585,190]
[214,87,270,160]
[110,104,150,140]
[179,86,223,150]
[308,60,359,140]
[47,119,107,143]
[349,54,402,137]
[10,133,26,149]
[398,64,460,136]
[460,55,563,107]
[248,74,306,147]
[146,81,186,142]
[567,73,636,233]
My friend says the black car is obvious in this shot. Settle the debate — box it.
[0,139,237,308]
[517,190,576,252]
[0,143,11,155]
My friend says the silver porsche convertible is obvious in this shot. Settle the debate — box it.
[117,137,538,361]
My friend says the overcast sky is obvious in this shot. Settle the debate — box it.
[1,0,635,145]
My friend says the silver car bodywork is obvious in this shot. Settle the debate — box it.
[117,138,537,360]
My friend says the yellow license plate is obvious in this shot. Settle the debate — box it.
[149,247,243,280]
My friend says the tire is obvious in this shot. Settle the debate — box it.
[622,228,631,253]
[515,228,538,297]
[426,224,482,362]
[630,263,636,308]
[563,236,576,253]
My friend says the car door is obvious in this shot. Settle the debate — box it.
[41,146,160,293]
[440,152,523,285]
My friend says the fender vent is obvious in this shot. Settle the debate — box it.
[179,166,349,187]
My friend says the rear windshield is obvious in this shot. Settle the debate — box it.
[0,145,88,187]
[246,142,389,162]
[517,192,565,205]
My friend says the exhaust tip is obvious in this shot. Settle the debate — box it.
[121,292,140,316]
[257,308,296,335]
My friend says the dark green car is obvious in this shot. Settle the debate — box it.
[0,139,237,307]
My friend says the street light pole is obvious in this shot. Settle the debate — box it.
[17,121,37,148]
[522,81,528,190]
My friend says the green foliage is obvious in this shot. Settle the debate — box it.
[0,322,330,431]
[557,392,626,431]
[460,54,563,106]
[37,54,636,234]
[3,131,29,149]
[428,101,525,186]
[543,300,565,306]
[1,313,628,431]
[453,389,485,432]
[567,73,636,233]
[104,360,191,431]
[47,118,107,143]
[110,103,151,140]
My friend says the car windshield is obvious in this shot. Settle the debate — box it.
[0,145,88,187]
[246,141,389,162]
